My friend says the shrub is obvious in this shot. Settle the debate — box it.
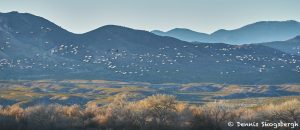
[257,99,300,122]
[0,95,300,130]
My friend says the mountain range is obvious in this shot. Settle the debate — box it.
[1,12,300,84]
[152,20,300,44]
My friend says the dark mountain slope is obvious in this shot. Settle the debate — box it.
[1,12,300,84]
[261,36,300,55]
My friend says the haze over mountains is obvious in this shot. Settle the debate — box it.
[1,12,300,84]
[152,20,300,44]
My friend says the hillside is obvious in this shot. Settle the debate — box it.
[1,12,300,84]
[261,36,300,55]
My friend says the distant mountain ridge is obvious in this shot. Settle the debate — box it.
[1,12,300,84]
[152,28,210,42]
[152,20,300,44]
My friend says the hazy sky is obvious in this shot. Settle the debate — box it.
[0,0,299,34]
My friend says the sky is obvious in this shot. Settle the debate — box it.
[0,0,299,34]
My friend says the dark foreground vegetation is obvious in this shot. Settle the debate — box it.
[1,94,300,130]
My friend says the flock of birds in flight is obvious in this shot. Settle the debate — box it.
[1,26,300,76]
